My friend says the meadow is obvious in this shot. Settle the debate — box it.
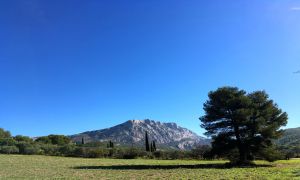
[0,155,299,179]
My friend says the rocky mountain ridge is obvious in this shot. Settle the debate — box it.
[70,119,210,150]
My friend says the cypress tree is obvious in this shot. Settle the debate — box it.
[150,141,153,152]
[111,141,114,148]
[81,137,84,145]
[107,140,113,148]
[152,141,156,151]
[145,131,150,152]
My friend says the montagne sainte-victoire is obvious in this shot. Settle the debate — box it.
[70,119,210,150]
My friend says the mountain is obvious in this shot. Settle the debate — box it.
[276,127,300,147]
[70,119,210,150]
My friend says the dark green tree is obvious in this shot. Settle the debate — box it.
[35,135,71,145]
[0,128,11,139]
[150,141,153,152]
[107,140,114,148]
[81,137,85,145]
[145,131,150,152]
[152,141,156,151]
[14,135,33,143]
[200,87,288,164]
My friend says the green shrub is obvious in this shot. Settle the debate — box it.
[35,135,71,145]
[167,150,187,160]
[0,138,16,146]
[153,150,163,159]
[0,128,11,138]
[85,148,108,158]
[17,143,42,155]
[0,146,19,154]
[259,147,284,162]
[112,147,146,159]
[59,145,76,156]
[40,144,59,156]
[73,147,86,157]
[14,135,33,143]
[122,149,138,159]
[190,145,211,159]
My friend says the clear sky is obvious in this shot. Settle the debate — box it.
[0,0,299,137]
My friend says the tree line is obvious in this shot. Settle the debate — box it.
[145,131,157,152]
[0,127,211,159]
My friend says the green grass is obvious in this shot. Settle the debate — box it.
[0,155,299,179]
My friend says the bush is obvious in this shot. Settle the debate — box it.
[35,135,71,145]
[70,147,109,158]
[73,147,86,157]
[259,147,284,162]
[112,147,147,159]
[59,145,76,156]
[285,151,295,160]
[0,146,19,154]
[166,150,188,160]
[122,149,138,159]
[0,128,11,138]
[153,151,163,159]
[40,144,59,156]
[14,135,33,143]
[17,143,42,155]
[86,148,108,158]
[0,138,16,146]
[190,145,211,159]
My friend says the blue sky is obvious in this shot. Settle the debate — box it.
[0,0,299,137]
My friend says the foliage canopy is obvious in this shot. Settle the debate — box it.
[200,87,288,163]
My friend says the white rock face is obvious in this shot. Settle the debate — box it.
[70,119,210,150]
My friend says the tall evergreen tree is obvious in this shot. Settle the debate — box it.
[200,87,288,164]
[150,141,153,152]
[152,141,156,151]
[107,140,114,148]
[145,131,150,152]
[81,137,84,145]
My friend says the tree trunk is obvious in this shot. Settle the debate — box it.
[238,147,247,163]
[233,123,248,164]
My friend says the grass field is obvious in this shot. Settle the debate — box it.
[0,155,299,179]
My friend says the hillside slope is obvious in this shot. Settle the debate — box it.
[276,127,300,147]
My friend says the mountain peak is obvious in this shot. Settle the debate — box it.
[127,119,178,128]
[70,119,210,150]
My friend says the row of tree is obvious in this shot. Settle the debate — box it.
[0,127,212,159]
[145,131,157,152]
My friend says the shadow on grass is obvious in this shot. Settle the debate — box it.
[73,163,272,170]
[293,171,300,177]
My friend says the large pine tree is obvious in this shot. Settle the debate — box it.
[200,87,288,164]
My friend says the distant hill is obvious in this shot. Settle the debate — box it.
[70,119,210,150]
[276,127,300,147]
